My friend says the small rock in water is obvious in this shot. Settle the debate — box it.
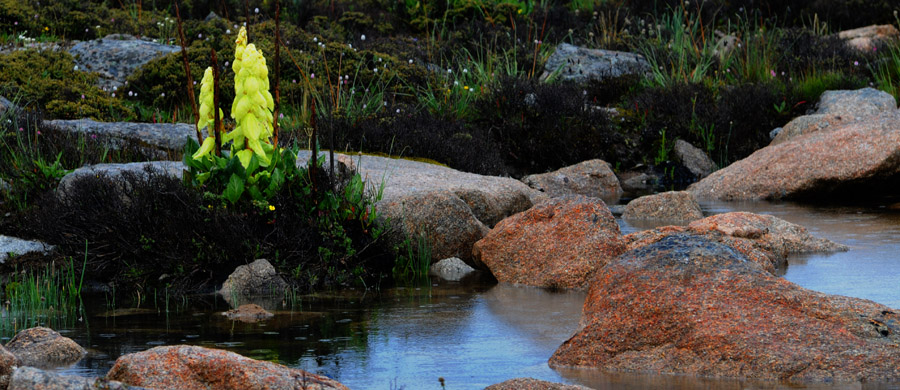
[221,303,274,323]
[429,257,476,281]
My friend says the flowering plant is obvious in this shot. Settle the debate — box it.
[183,26,296,206]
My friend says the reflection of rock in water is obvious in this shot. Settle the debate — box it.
[481,284,586,351]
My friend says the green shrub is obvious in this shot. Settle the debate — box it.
[0,50,132,120]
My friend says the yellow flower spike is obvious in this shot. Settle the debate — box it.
[229,40,275,168]
[268,205,275,211]
[197,67,214,131]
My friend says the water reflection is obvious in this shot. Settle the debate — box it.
[50,199,900,389]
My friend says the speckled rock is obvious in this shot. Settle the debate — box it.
[771,88,897,146]
[689,110,900,200]
[624,212,847,273]
[622,191,703,222]
[485,378,592,390]
[219,259,289,310]
[473,195,626,290]
[540,43,649,84]
[57,161,185,200]
[838,24,900,52]
[619,171,655,193]
[5,327,86,368]
[44,119,198,157]
[320,152,543,268]
[9,366,145,390]
[0,235,54,263]
[429,257,476,281]
[522,159,623,202]
[0,345,17,389]
[221,304,274,323]
[68,34,181,91]
[550,234,900,383]
[0,95,20,117]
[106,345,349,390]
[673,140,715,178]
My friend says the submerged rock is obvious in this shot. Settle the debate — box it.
[521,159,623,202]
[221,304,274,323]
[625,211,847,273]
[622,191,703,222]
[5,327,86,369]
[473,196,625,290]
[68,34,181,91]
[550,234,900,383]
[106,345,349,390]
[485,377,592,390]
[540,43,649,84]
[689,110,900,200]
[429,257,476,281]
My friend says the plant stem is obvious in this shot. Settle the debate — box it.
[174,1,202,144]
[212,48,222,156]
[273,0,281,148]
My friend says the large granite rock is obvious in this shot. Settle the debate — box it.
[485,378,592,390]
[9,366,144,390]
[57,161,185,199]
[550,234,900,383]
[838,24,900,52]
[771,88,897,146]
[521,159,623,202]
[540,43,649,84]
[0,345,17,390]
[624,211,847,273]
[473,196,626,289]
[313,152,544,268]
[673,139,715,178]
[5,327,86,368]
[622,191,703,222]
[106,345,349,390]
[689,110,900,200]
[44,119,198,157]
[68,34,181,91]
[0,236,54,263]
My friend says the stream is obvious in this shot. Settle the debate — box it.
[43,200,900,389]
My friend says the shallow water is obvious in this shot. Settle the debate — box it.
[44,200,900,389]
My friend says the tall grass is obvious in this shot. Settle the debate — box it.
[870,42,900,99]
[0,248,87,337]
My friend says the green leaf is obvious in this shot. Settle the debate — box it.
[223,173,245,204]
[247,185,263,201]
[246,154,260,177]
[195,171,211,185]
